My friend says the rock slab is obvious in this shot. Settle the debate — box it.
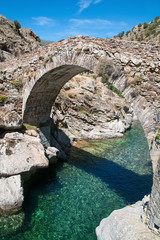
[96,200,160,240]
[0,175,23,210]
[0,132,49,176]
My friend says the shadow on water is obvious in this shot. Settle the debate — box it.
[68,146,153,204]
[0,121,153,239]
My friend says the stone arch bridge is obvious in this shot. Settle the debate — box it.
[0,36,160,233]
[0,36,159,135]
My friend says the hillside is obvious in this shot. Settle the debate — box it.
[114,16,160,43]
[41,39,54,46]
[0,15,41,61]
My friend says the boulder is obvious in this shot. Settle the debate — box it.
[0,107,22,130]
[0,132,48,176]
[0,175,24,211]
[46,146,59,163]
[96,200,159,240]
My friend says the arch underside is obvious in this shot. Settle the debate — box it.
[23,65,89,126]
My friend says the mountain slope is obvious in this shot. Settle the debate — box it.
[114,16,160,43]
[0,15,41,61]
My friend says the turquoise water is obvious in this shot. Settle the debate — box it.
[0,121,153,240]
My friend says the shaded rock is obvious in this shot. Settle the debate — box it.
[0,175,24,211]
[50,133,68,161]
[46,146,59,163]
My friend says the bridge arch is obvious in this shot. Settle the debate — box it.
[23,64,95,126]
[22,46,107,126]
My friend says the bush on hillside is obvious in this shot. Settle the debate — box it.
[14,20,21,29]
[143,22,148,29]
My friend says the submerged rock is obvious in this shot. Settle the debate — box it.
[0,211,25,238]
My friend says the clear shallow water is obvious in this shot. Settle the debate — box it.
[1,121,153,240]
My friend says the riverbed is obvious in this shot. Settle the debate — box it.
[0,121,153,240]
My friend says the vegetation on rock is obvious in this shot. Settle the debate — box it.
[98,58,124,98]
[23,123,38,132]
[11,79,23,89]
[156,130,160,142]
[0,95,8,103]
[114,16,160,43]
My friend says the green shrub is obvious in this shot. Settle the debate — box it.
[92,75,97,80]
[156,130,160,141]
[145,31,150,37]
[11,79,23,89]
[98,59,123,98]
[138,23,142,28]
[133,75,143,85]
[13,20,21,35]
[126,31,130,36]
[14,20,21,29]
[36,36,41,42]
[143,22,148,29]
[0,95,8,103]
[76,49,82,55]
[23,123,38,132]
[114,31,124,39]
[154,16,160,22]
[102,78,124,98]
[78,110,88,115]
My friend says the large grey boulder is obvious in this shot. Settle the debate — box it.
[96,200,159,240]
[0,132,48,176]
[0,175,23,210]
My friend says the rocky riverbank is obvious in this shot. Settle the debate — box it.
[96,196,160,240]
[52,74,133,142]
[0,72,133,211]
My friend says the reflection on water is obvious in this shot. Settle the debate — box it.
[0,121,153,240]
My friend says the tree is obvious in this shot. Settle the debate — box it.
[143,22,148,29]
[14,20,21,30]
[154,16,160,22]
[117,31,124,39]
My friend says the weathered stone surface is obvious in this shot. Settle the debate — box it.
[25,129,38,137]
[0,175,24,211]
[0,14,40,62]
[96,199,160,240]
[52,74,133,141]
[148,151,160,234]
[46,146,59,163]
[0,132,48,176]
[0,107,22,129]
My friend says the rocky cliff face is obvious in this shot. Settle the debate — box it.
[52,74,133,142]
[0,15,41,61]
